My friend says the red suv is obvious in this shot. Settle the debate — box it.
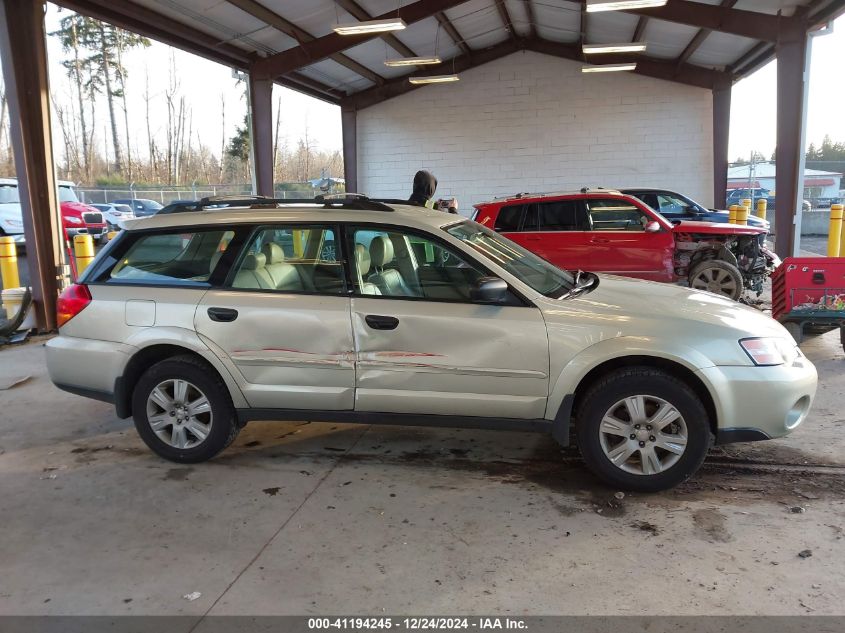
[473,189,779,300]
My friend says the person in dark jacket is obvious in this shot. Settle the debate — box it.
[408,170,438,208]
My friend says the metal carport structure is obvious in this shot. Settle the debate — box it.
[1,0,844,331]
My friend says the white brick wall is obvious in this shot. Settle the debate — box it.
[357,50,715,212]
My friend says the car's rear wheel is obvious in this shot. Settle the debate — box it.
[132,355,239,463]
[689,259,743,300]
[575,367,711,492]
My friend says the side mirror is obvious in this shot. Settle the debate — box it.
[471,277,509,304]
[644,221,661,233]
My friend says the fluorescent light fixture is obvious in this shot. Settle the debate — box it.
[384,56,442,67]
[333,18,406,35]
[581,63,638,73]
[586,0,667,13]
[408,74,460,84]
[582,42,647,54]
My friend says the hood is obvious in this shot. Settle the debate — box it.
[671,220,765,235]
[535,274,790,367]
[707,208,769,229]
[61,201,100,217]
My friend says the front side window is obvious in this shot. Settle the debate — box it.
[446,221,574,298]
[108,229,234,285]
[493,204,524,232]
[229,226,344,294]
[351,227,485,302]
[587,198,649,231]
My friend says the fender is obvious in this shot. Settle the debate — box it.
[124,326,249,408]
[544,336,716,420]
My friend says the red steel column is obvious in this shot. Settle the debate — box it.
[248,72,275,197]
[712,79,732,210]
[0,0,63,331]
[774,17,809,258]
[341,106,358,194]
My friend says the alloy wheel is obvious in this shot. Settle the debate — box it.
[690,267,738,298]
[598,395,688,476]
[145,379,213,449]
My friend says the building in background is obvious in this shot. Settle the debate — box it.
[727,162,842,207]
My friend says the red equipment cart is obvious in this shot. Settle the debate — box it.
[771,257,845,351]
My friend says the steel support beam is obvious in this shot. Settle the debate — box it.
[341,108,358,194]
[775,19,811,257]
[252,0,469,80]
[0,0,64,331]
[248,73,275,197]
[495,0,517,39]
[435,11,470,55]
[712,80,731,209]
[623,0,782,42]
[523,1,537,39]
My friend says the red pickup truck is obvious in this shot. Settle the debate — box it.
[473,189,779,300]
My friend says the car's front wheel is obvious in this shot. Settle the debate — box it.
[575,367,711,492]
[132,355,239,463]
[688,259,744,300]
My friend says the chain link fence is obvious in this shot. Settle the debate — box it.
[76,184,319,205]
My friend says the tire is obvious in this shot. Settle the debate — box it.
[575,367,712,492]
[689,260,744,301]
[132,354,239,463]
[840,325,845,354]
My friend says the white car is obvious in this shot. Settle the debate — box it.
[91,203,135,228]
[45,196,818,491]
[0,177,25,242]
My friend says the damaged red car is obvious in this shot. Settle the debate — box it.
[473,189,779,301]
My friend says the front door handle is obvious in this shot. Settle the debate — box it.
[365,314,399,330]
[207,307,238,322]
[590,237,610,244]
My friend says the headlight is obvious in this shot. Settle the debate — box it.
[739,337,798,366]
[65,216,83,225]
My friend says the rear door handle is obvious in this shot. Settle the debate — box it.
[207,307,238,322]
[365,314,399,330]
[590,237,610,244]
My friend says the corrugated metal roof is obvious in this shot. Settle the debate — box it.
[60,0,845,105]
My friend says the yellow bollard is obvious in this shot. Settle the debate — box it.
[828,204,843,257]
[742,198,752,216]
[0,235,21,290]
[728,205,738,224]
[73,234,95,275]
[756,198,767,220]
[106,230,118,241]
[736,204,749,225]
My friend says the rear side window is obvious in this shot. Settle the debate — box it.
[537,200,583,231]
[107,230,234,285]
[493,205,525,232]
[229,225,344,294]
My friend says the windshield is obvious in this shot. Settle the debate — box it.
[0,184,19,204]
[446,220,575,298]
[58,185,79,203]
[657,192,705,214]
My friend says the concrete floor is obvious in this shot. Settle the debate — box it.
[0,330,844,617]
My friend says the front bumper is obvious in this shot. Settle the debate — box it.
[697,356,817,443]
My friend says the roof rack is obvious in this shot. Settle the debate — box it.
[156,193,396,214]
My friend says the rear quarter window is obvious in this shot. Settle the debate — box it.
[105,229,234,285]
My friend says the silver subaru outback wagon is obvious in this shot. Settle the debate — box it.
[46,196,817,491]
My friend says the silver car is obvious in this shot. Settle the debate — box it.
[46,196,817,491]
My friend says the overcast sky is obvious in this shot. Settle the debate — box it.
[39,6,845,169]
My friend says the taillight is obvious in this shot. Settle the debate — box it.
[56,284,92,328]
